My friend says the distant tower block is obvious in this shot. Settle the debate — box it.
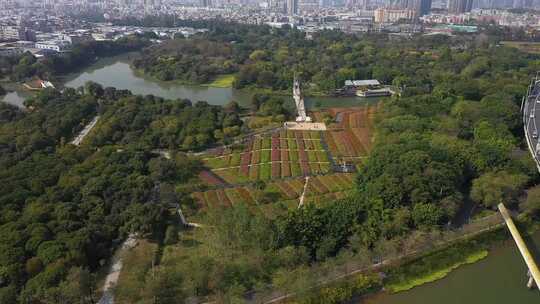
[293,78,311,122]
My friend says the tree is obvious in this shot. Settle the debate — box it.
[471,171,528,208]
[523,186,540,216]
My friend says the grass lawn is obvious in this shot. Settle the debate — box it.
[115,239,159,304]
[206,74,235,88]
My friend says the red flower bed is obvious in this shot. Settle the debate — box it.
[298,148,308,162]
[271,148,280,162]
[240,152,251,175]
[244,139,253,152]
[216,189,232,207]
[281,161,291,177]
[300,161,310,176]
[198,170,227,186]
[271,137,280,149]
[272,162,280,179]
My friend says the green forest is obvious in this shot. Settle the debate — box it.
[0,84,245,302]
[2,21,540,303]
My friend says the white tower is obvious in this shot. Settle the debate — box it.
[293,78,311,122]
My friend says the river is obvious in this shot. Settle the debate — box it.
[2,53,380,109]
[360,231,540,304]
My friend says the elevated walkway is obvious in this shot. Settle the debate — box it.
[498,203,540,291]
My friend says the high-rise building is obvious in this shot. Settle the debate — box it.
[286,0,298,14]
[448,0,472,13]
[392,0,431,16]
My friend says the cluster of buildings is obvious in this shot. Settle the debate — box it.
[0,11,206,57]
[0,0,539,51]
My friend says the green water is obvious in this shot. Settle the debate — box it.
[60,53,381,108]
[361,232,540,304]
[3,53,382,109]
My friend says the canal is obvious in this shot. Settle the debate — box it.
[361,231,540,304]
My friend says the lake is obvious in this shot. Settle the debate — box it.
[3,53,381,109]
[360,231,540,304]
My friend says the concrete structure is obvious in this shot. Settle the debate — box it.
[498,203,540,291]
[293,78,310,122]
[374,8,416,23]
[448,0,473,14]
[35,40,71,52]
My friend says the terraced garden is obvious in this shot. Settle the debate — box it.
[202,130,332,184]
[191,173,356,208]
[322,105,379,163]
[194,104,378,211]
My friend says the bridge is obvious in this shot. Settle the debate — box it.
[498,203,540,291]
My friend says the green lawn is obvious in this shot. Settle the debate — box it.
[206,74,235,88]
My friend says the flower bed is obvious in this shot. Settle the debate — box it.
[272,162,281,179]
[252,150,261,164]
[240,152,251,175]
[300,161,310,175]
[261,150,271,163]
[288,138,297,150]
[244,139,253,152]
[230,152,241,167]
[249,165,259,180]
[271,148,280,162]
[280,138,288,149]
[271,136,280,149]
[291,162,302,176]
[238,187,255,204]
[281,149,289,162]
[262,137,272,149]
[216,189,232,207]
[310,177,330,193]
[281,161,291,178]
[225,188,245,205]
[204,190,220,208]
[260,163,271,181]
[199,170,227,186]
[192,192,207,208]
[289,150,299,161]
[253,137,262,150]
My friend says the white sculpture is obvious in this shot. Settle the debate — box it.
[293,78,311,122]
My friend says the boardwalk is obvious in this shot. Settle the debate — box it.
[498,203,540,291]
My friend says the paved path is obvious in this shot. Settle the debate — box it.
[71,115,100,146]
[98,234,138,304]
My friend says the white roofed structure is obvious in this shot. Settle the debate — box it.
[345,79,380,86]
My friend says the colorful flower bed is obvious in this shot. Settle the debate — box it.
[199,170,227,186]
